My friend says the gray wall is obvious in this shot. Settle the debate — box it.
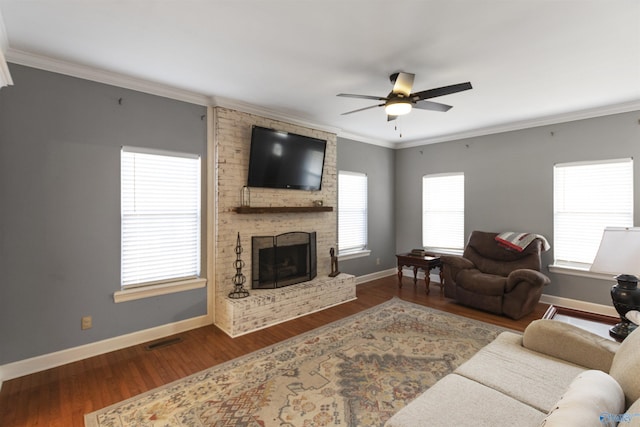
[2,63,637,365]
[395,111,640,305]
[337,137,396,276]
[0,65,207,364]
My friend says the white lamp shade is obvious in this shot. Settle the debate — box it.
[590,227,640,276]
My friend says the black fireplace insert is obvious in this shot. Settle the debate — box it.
[252,232,317,289]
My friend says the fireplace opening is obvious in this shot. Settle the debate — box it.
[252,232,317,289]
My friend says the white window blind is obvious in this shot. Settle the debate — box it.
[338,171,368,253]
[554,158,633,268]
[422,173,464,250]
[121,147,201,288]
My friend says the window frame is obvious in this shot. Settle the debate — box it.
[422,172,465,253]
[552,158,633,272]
[337,170,370,258]
[116,146,205,302]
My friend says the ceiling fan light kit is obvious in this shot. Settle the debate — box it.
[338,71,472,122]
[384,98,412,116]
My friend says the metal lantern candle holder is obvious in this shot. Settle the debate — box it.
[229,232,250,299]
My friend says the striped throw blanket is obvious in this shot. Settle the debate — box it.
[495,232,551,252]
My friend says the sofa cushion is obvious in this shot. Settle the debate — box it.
[454,331,585,412]
[610,326,640,407]
[539,370,624,427]
[523,319,619,372]
[622,398,640,426]
[384,374,545,427]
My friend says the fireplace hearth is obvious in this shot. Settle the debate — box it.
[252,232,317,289]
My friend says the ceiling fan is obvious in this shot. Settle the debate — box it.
[338,72,472,121]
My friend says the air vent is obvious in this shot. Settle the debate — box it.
[145,336,183,351]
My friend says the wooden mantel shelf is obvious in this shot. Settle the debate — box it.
[234,206,333,214]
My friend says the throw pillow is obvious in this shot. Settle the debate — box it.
[523,319,619,372]
[610,326,640,407]
[539,370,624,427]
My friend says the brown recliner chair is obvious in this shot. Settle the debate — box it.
[441,230,550,319]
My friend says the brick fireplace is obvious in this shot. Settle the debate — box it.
[213,107,356,336]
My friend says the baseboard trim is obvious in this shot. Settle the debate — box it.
[0,276,617,391]
[2,271,390,389]
[355,268,397,284]
[399,267,618,318]
[0,314,211,389]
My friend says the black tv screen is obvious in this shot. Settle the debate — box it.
[247,126,327,191]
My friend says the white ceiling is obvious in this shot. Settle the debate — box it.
[1,0,639,147]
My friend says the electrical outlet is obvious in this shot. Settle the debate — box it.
[376,257,380,265]
[81,316,92,330]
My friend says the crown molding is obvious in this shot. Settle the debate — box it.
[0,49,11,87]
[5,48,352,138]
[0,8,12,87]
[336,130,396,149]
[396,100,640,149]
[0,7,8,52]
[6,48,211,106]
[210,95,342,137]
[6,48,637,149]
[0,10,9,53]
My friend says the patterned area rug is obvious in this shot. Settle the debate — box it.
[85,298,509,427]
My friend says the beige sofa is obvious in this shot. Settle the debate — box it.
[385,319,640,427]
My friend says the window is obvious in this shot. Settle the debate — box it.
[422,173,464,251]
[553,158,633,269]
[121,147,201,289]
[338,171,368,254]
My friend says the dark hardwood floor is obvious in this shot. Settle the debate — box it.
[0,275,548,427]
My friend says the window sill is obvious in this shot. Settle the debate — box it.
[423,247,464,256]
[338,249,371,261]
[548,264,617,281]
[113,277,207,303]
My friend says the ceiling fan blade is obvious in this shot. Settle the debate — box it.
[414,100,453,112]
[391,72,415,96]
[337,93,387,101]
[411,82,473,101]
[341,103,384,115]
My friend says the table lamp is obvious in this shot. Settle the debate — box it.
[590,227,640,340]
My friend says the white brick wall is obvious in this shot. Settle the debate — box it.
[213,108,353,335]
[218,274,356,337]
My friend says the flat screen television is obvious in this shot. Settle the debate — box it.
[247,125,327,191]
